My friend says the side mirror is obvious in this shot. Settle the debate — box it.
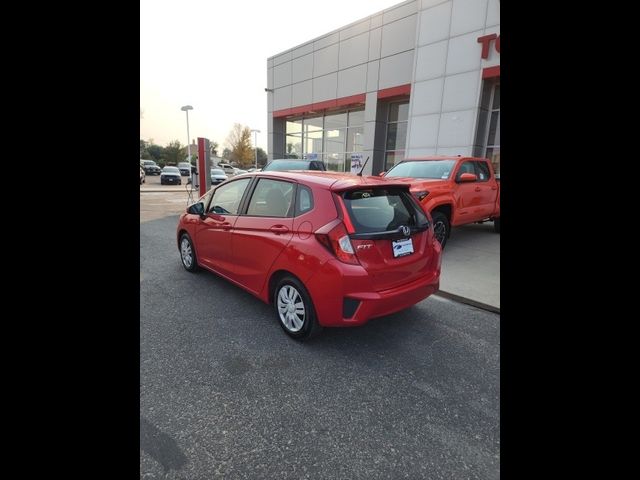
[458,173,477,183]
[187,202,205,216]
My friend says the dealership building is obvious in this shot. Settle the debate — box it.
[266,0,500,175]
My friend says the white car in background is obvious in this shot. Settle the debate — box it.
[210,168,228,186]
[217,163,235,176]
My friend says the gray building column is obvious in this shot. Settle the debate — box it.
[363,92,386,175]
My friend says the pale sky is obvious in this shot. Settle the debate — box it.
[140,0,403,152]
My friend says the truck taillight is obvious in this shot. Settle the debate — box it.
[316,222,360,265]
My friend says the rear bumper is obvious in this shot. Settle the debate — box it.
[305,249,441,327]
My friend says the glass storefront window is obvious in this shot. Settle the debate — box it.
[303,130,323,155]
[347,126,364,152]
[348,110,364,127]
[385,101,409,171]
[484,83,500,175]
[388,103,409,123]
[385,122,407,151]
[324,128,346,155]
[286,120,302,134]
[384,151,405,171]
[283,109,364,171]
[326,153,345,172]
[325,112,347,129]
[304,116,323,133]
[285,134,302,158]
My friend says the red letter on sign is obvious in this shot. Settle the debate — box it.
[477,33,497,59]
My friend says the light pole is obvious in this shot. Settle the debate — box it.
[181,105,194,165]
[250,129,260,169]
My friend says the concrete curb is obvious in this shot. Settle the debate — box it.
[434,291,500,314]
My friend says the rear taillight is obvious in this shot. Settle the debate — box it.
[316,221,360,265]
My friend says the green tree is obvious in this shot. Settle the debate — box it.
[140,139,149,159]
[225,124,254,168]
[147,144,164,163]
[210,141,219,157]
[162,140,183,166]
[255,147,268,167]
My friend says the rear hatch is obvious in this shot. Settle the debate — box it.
[336,186,432,292]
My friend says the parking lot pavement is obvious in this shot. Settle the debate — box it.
[140,215,500,479]
[440,223,500,310]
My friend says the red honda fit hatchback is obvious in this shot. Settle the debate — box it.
[176,171,442,340]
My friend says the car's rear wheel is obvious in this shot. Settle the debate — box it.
[431,211,450,248]
[274,276,321,340]
[179,233,199,272]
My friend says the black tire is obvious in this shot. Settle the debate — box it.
[494,217,500,233]
[179,233,199,272]
[274,275,322,340]
[431,211,450,248]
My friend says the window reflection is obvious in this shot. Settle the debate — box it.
[284,108,365,172]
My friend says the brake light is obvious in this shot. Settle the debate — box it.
[315,222,360,265]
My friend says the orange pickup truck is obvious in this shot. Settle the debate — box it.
[383,156,500,248]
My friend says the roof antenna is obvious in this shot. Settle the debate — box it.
[357,156,370,176]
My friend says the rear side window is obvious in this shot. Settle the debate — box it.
[295,185,314,216]
[246,178,295,217]
[342,188,428,233]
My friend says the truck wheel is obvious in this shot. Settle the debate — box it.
[494,217,500,233]
[431,212,450,248]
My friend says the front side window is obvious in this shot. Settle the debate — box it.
[198,189,214,210]
[456,161,476,181]
[208,178,251,215]
[246,179,295,217]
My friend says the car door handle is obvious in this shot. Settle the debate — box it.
[491,186,498,190]
[475,187,482,192]
[270,225,289,235]
[221,222,233,230]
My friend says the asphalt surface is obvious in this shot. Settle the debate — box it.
[140,214,500,479]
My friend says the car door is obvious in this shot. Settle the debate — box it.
[472,161,498,218]
[452,160,485,224]
[231,178,295,294]
[195,177,252,277]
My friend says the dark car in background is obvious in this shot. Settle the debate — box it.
[141,159,161,175]
[178,162,193,176]
[160,166,182,185]
[210,168,228,186]
[262,159,326,172]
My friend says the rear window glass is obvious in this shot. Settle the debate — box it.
[342,188,428,233]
